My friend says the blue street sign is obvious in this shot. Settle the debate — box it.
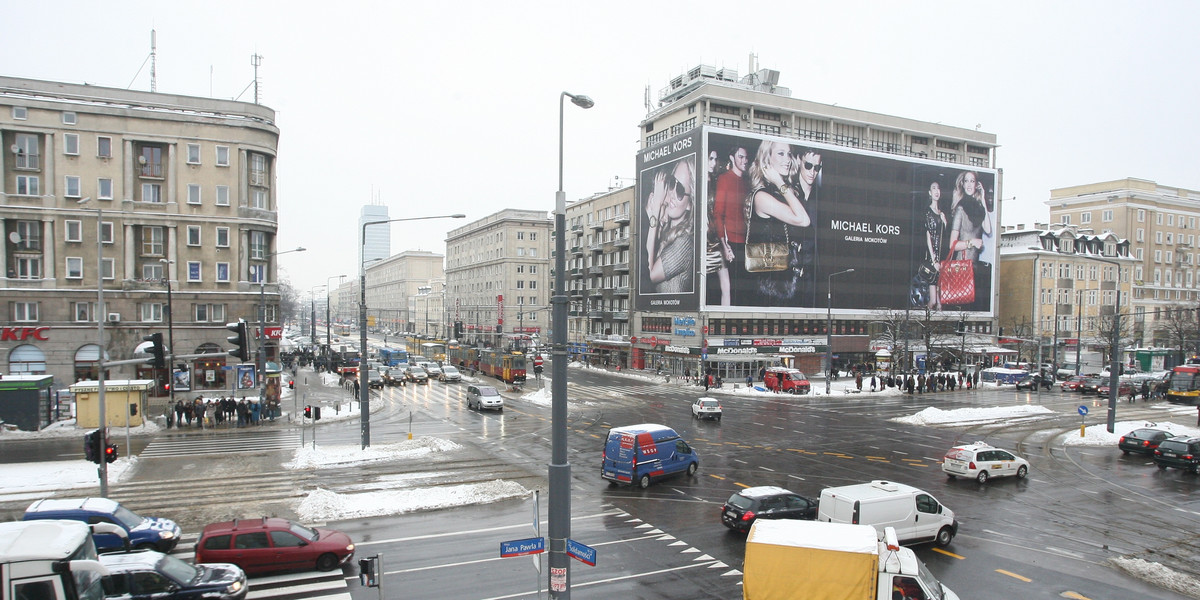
[1078,405,1089,416]
[566,539,596,567]
[500,537,545,558]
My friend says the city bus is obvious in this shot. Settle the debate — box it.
[1166,362,1200,405]
[378,347,409,367]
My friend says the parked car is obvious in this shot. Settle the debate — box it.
[438,365,462,383]
[1119,428,1173,455]
[23,497,181,553]
[1060,375,1088,392]
[720,486,818,533]
[466,384,503,411]
[1153,436,1200,473]
[942,442,1030,483]
[193,517,355,575]
[405,366,429,384]
[99,549,247,600]
[691,397,722,420]
[1015,374,1053,391]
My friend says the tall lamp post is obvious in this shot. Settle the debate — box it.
[326,274,346,354]
[310,285,326,356]
[159,259,175,410]
[360,214,464,449]
[825,268,855,395]
[78,198,109,496]
[259,247,306,405]
[551,90,594,599]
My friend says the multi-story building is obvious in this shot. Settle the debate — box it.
[360,204,390,263]
[1047,178,1200,347]
[998,224,1134,371]
[330,250,445,338]
[445,209,551,349]
[629,63,1000,381]
[564,186,634,364]
[0,75,281,393]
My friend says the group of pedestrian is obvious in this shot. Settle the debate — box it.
[900,371,977,394]
[170,396,264,429]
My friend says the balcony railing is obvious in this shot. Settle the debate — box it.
[613,286,630,296]
[589,220,604,230]
[14,153,40,170]
[139,163,164,178]
[571,246,583,255]
[588,310,604,319]
[613,264,629,273]
[587,266,604,275]
[588,288,603,297]
[613,237,630,248]
[614,213,630,225]
[612,311,629,320]
[589,243,604,252]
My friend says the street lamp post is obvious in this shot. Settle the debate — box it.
[326,275,345,353]
[78,198,109,496]
[825,268,854,395]
[310,285,326,357]
[550,90,594,599]
[159,259,175,412]
[259,247,306,408]
[360,215,464,449]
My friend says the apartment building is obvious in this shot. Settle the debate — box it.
[0,76,281,392]
[564,186,634,364]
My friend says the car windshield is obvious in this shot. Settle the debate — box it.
[157,553,200,584]
[443,367,459,375]
[915,558,946,600]
[1159,440,1190,452]
[726,494,755,510]
[945,448,972,461]
[480,387,499,396]
[410,368,426,375]
[289,521,318,541]
[111,505,145,529]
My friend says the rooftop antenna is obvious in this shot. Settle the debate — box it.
[251,53,263,104]
[644,85,652,113]
[150,30,157,93]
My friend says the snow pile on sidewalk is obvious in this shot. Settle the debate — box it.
[296,479,529,520]
[283,436,461,469]
[893,405,1053,425]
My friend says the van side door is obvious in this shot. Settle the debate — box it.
[913,493,943,539]
[666,439,694,474]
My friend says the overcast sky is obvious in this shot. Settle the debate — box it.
[4,1,1197,294]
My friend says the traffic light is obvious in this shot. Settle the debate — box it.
[303,405,312,419]
[129,403,138,416]
[313,406,322,420]
[358,556,379,587]
[226,320,250,361]
[142,332,166,369]
[83,430,101,464]
[104,443,118,463]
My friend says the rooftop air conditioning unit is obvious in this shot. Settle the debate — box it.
[107,312,120,323]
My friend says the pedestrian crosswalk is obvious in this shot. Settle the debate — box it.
[140,429,304,458]
[172,540,353,600]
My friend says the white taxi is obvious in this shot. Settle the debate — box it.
[691,397,722,421]
[942,442,1029,483]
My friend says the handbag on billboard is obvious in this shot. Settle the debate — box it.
[744,209,789,273]
[939,258,975,306]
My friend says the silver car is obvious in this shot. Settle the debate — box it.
[439,365,462,383]
[466,385,503,411]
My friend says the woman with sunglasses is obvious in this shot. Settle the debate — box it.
[644,156,696,293]
[944,170,993,309]
[745,140,813,305]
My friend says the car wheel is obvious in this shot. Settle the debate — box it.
[1016,465,1028,479]
[686,462,697,476]
[1121,449,1130,455]
[789,388,799,395]
[135,542,156,551]
[945,473,956,480]
[316,553,340,571]
[935,526,954,547]
[1192,465,1200,475]
[976,470,989,484]
[638,473,651,489]
[1157,463,1168,470]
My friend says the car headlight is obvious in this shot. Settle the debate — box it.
[159,530,176,539]
[346,543,355,552]
[226,580,244,594]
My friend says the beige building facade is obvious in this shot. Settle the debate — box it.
[0,76,282,393]
[564,186,634,363]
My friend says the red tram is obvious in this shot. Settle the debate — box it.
[479,348,527,384]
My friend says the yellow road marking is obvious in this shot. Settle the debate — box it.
[995,569,1031,582]
[931,548,963,559]
[865,455,887,460]
[708,474,727,481]
[1061,592,1091,600]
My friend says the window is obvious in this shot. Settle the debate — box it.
[14,302,38,322]
[187,226,201,246]
[1136,248,1143,260]
[1167,251,1173,264]
[216,262,230,282]
[1061,215,1071,225]
[529,248,538,258]
[73,302,96,322]
[139,146,163,177]
[251,189,267,209]
[187,261,202,282]
[1137,209,1145,222]
[215,145,230,167]
[250,153,267,186]
[142,261,164,281]
[16,175,40,196]
[216,227,230,247]
[1060,239,1074,253]
[141,303,163,322]
[517,248,525,257]
[65,220,82,242]
[529,280,537,289]
[1080,213,1091,224]
[1058,263,1071,278]
[98,178,113,200]
[517,232,525,240]
[187,143,201,164]
[141,182,162,203]
[250,231,267,259]
[1169,214,1176,226]
[249,264,265,284]
[1155,250,1162,263]
[102,257,114,280]
[62,112,76,125]
[1157,213,1164,225]
[187,184,201,204]
[1137,228,1144,242]
[215,185,230,206]
[1102,209,1113,222]
[14,133,38,169]
[15,221,40,250]
[141,226,164,256]
[64,133,79,155]
[65,257,83,279]
[100,222,114,245]
[64,176,81,198]
[12,106,26,119]
[1167,233,1174,244]
[1156,231,1163,243]
[97,136,112,158]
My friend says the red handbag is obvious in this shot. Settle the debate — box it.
[939,259,975,305]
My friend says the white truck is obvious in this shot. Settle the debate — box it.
[0,519,119,600]
[743,520,958,600]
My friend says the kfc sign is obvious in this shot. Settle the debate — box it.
[1,327,49,341]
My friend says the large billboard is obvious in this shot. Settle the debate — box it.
[635,127,998,316]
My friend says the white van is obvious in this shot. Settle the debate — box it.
[817,480,957,547]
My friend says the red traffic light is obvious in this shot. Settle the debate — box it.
[303,405,312,419]
[104,443,118,463]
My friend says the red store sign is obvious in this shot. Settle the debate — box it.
[1,327,49,341]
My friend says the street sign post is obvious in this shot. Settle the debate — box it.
[1078,405,1088,437]
[566,539,596,567]
[500,537,545,558]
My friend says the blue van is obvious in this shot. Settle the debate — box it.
[23,497,181,552]
[601,424,699,489]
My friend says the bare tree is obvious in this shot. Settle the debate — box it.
[999,316,1039,367]
[1152,302,1200,364]
[1095,306,1136,368]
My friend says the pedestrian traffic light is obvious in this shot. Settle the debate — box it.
[129,403,138,416]
[143,332,166,369]
[226,320,250,361]
[303,405,312,419]
[104,443,118,463]
[83,430,101,464]
[313,406,322,420]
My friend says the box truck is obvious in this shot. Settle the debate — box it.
[742,520,958,600]
[818,480,957,547]
[1,519,123,600]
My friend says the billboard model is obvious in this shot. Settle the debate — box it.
[635,127,998,316]
[635,128,703,312]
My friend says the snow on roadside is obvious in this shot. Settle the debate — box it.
[296,480,529,521]
[283,437,461,469]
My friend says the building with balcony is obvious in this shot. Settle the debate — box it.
[563,186,634,364]
[0,75,281,393]
[445,209,550,349]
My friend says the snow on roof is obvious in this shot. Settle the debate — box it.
[739,486,792,498]
[0,519,92,561]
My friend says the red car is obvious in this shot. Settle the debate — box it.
[1097,381,1135,398]
[1060,376,1088,392]
[194,517,355,575]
